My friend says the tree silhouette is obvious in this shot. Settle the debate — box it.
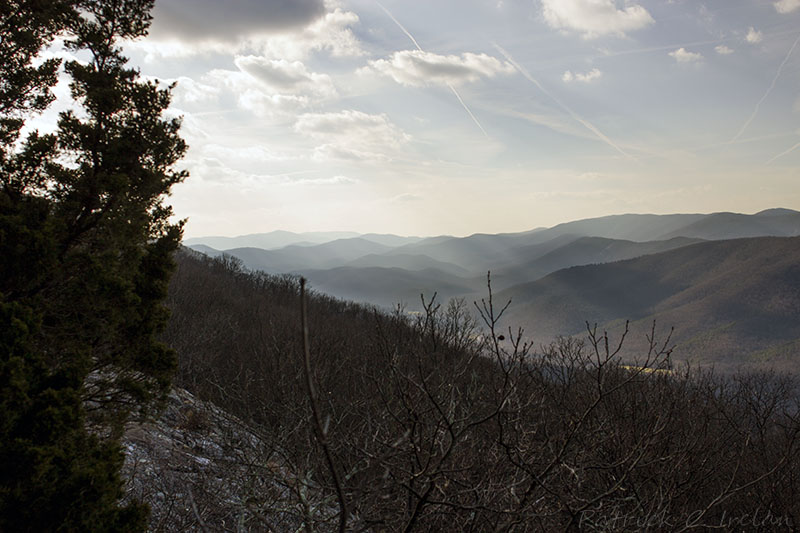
[0,1,185,529]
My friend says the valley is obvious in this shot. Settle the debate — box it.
[186,208,800,368]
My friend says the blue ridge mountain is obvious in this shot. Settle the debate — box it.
[498,236,800,368]
[183,230,361,250]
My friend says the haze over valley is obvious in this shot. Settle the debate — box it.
[186,208,800,369]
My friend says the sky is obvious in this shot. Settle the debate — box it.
[44,0,800,237]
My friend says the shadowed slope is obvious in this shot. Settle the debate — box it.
[501,236,800,367]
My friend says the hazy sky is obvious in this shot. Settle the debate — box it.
[89,1,800,236]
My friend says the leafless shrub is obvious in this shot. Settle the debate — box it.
[153,250,800,531]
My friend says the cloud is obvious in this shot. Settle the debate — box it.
[204,58,336,117]
[669,47,703,63]
[746,27,763,44]
[234,56,336,96]
[202,145,298,166]
[540,0,654,38]
[259,8,364,60]
[290,175,359,186]
[715,45,734,55]
[294,110,410,161]
[365,50,514,88]
[562,68,603,83]
[775,0,800,14]
[170,76,222,105]
[149,0,326,43]
[138,7,363,61]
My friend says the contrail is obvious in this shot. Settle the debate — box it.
[375,2,423,51]
[448,85,489,137]
[493,43,634,160]
[375,1,490,137]
[766,140,800,165]
[732,32,800,142]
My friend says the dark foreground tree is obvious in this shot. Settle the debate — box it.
[0,0,185,530]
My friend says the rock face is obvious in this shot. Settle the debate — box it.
[122,388,338,532]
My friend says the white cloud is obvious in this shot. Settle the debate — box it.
[775,0,800,14]
[365,50,514,88]
[294,110,410,161]
[540,0,654,38]
[171,76,222,105]
[204,57,336,118]
[258,8,364,60]
[669,47,703,63]
[234,56,336,97]
[715,45,734,55]
[237,90,310,117]
[746,27,763,44]
[562,68,603,83]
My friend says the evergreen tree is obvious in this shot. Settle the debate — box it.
[0,0,185,529]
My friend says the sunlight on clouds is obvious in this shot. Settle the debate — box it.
[746,27,763,44]
[203,58,336,118]
[669,48,703,63]
[171,77,221,105]
[234,56,336,97]
[540,0,654,38]
[131,0,800,237]
[202,145,299,167]
[364,50,513,88]
[562,68,603,83]
[294,110,410,161]
[258,8,364,60]
[775,0,800,14]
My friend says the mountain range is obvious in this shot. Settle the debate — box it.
[185,208,800,367]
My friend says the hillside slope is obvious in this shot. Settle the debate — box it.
[500,236,800,367]
[299,266,478,308]
[205,238,393,273]
[492,236,703,288]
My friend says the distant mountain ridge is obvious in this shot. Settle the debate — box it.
[499,236,800,368]
[490,236,705,287]
[185,208,800,285]
[184,230,363,250]
[201,238,394,273]
[183,209,800,368]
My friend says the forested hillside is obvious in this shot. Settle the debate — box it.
[145,249,800,531]
[501,236,800,368]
